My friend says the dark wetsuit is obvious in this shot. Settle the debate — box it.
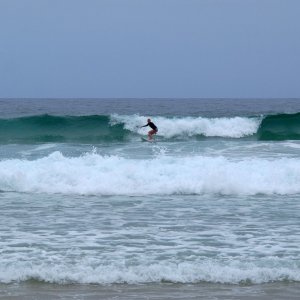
[142,122,158,132]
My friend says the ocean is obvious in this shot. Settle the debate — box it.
[1,98,300,299]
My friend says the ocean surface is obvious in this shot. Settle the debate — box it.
[1,98,300,299]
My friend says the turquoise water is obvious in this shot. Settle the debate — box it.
[0,99,300,288]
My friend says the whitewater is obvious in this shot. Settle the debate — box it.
[111,114,261,138]
[1,151,300,195]
[1,99,300,299]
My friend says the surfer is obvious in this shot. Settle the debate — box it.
[141,118,158,140]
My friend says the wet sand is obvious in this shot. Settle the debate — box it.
[1,282,300,300]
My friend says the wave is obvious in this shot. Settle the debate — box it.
[0,114,259,143]
[0,112,300,143]
[1,152,300,195]
[110,114,260,138]
[0,259,299,284]
[258,112,300,140]
[0,115,129,143]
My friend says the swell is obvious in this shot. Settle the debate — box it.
[0,114,130,143]
[257,112,300,140]
[0,112,300,143]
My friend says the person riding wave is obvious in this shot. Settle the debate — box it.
[141,118,158,140]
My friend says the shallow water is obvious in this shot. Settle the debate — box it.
[1,282,300,299]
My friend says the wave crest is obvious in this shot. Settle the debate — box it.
[111,114,260,138]
[0,260,299,284]
[1,152,300,195]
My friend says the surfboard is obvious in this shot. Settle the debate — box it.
[141,137,155,143]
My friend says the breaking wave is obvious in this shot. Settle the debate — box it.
[1,151,300,195]
[0,259,299,284]
[0,114,259,143]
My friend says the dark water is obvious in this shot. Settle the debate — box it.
[1,98,300,117]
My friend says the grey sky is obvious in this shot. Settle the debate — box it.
[0,0,299,98]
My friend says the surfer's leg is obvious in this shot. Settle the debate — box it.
[148,129,155,140]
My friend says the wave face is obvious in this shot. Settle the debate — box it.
[0,115,129,143]
[258,112,300,140]
[1,151,300,195]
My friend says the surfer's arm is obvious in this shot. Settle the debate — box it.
[141,124,149,128]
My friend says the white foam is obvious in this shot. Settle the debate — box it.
[1,152,300,195]
[110,114,261,138]
[282,142,300,149]
[0,260,299,284]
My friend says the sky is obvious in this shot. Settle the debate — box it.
[0,0,299,98]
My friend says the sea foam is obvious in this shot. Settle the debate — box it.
[0,260,299,284]
[110,114,261,138]
[1,151,300,195]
